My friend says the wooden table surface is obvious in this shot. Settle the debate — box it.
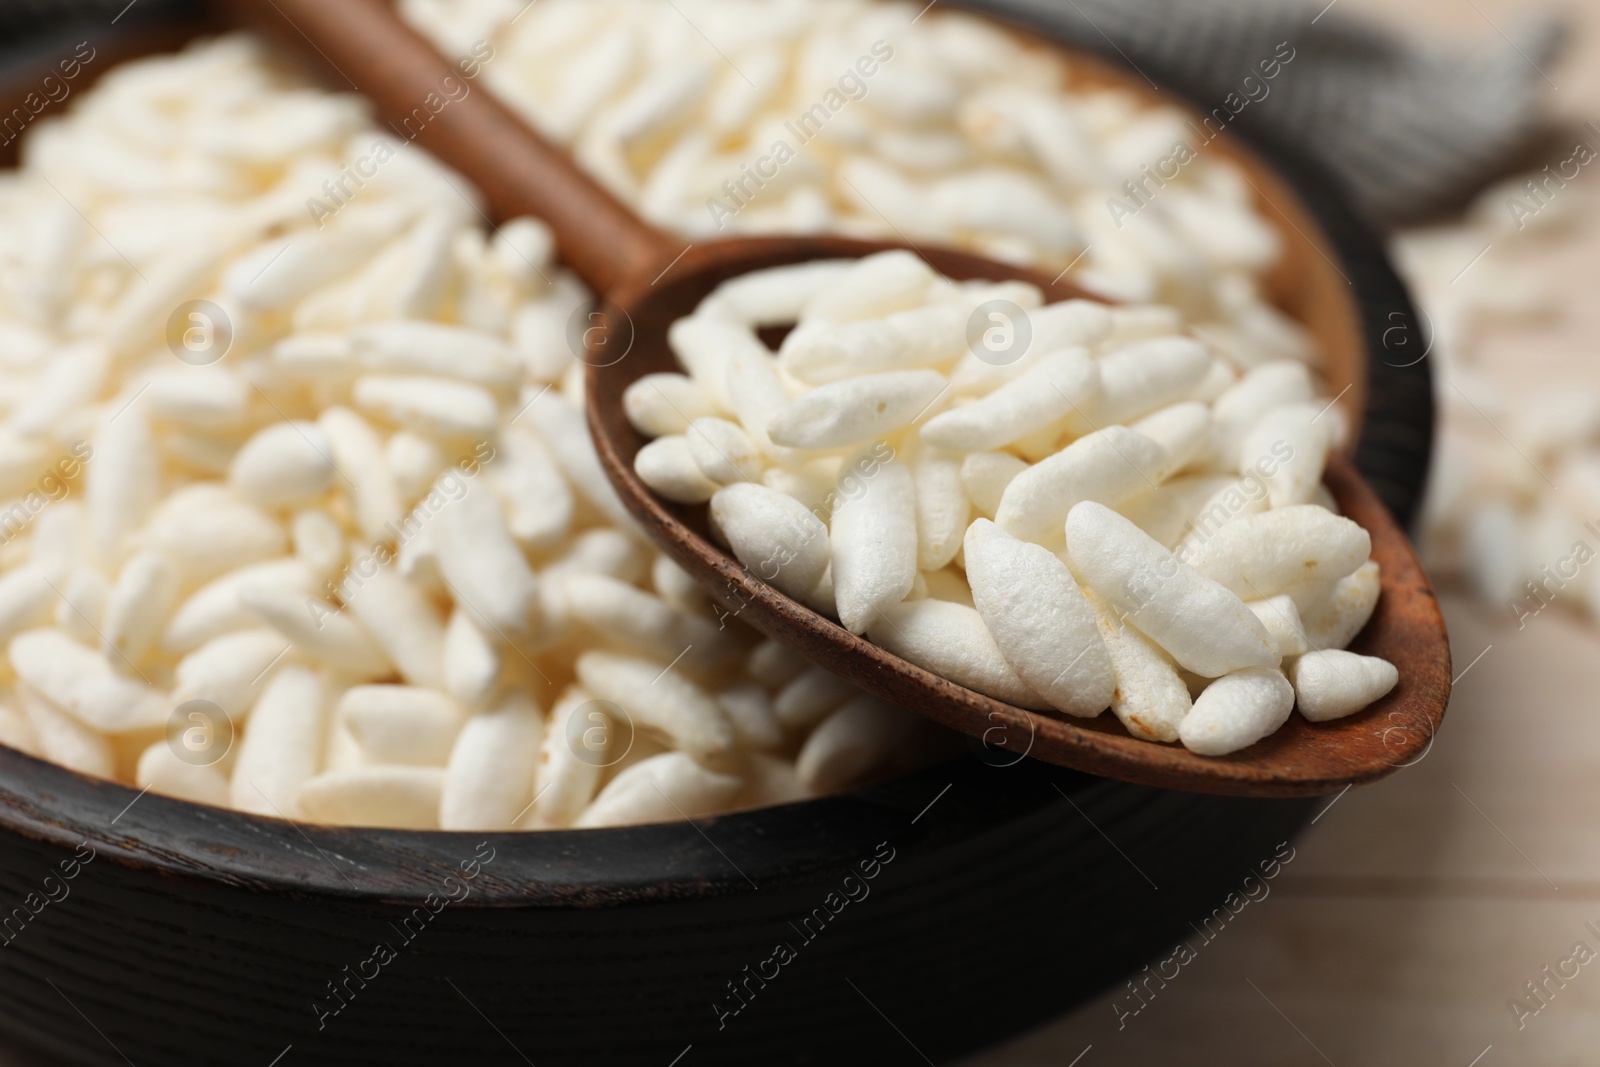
[964,0,1600,1063]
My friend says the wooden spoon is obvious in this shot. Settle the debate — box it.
[237,0,1451,796]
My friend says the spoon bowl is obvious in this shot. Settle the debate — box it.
[585,237,1451,797]
[239,0,1452,796]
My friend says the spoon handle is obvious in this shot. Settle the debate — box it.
[233,0,669,293]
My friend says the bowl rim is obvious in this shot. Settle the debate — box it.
[0,736,1094,903]
[0,5,1432,904]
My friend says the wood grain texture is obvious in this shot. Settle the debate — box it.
[0,736,1317,1066]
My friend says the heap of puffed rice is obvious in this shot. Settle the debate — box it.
[0,35,941,830]
[399,0,1314,368]
[627,253,1398,755]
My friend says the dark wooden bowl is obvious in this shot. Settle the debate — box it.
[0,9,1434,1067]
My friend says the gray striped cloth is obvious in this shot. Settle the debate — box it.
[957,0,1564,225]
[1,0,1563,226]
